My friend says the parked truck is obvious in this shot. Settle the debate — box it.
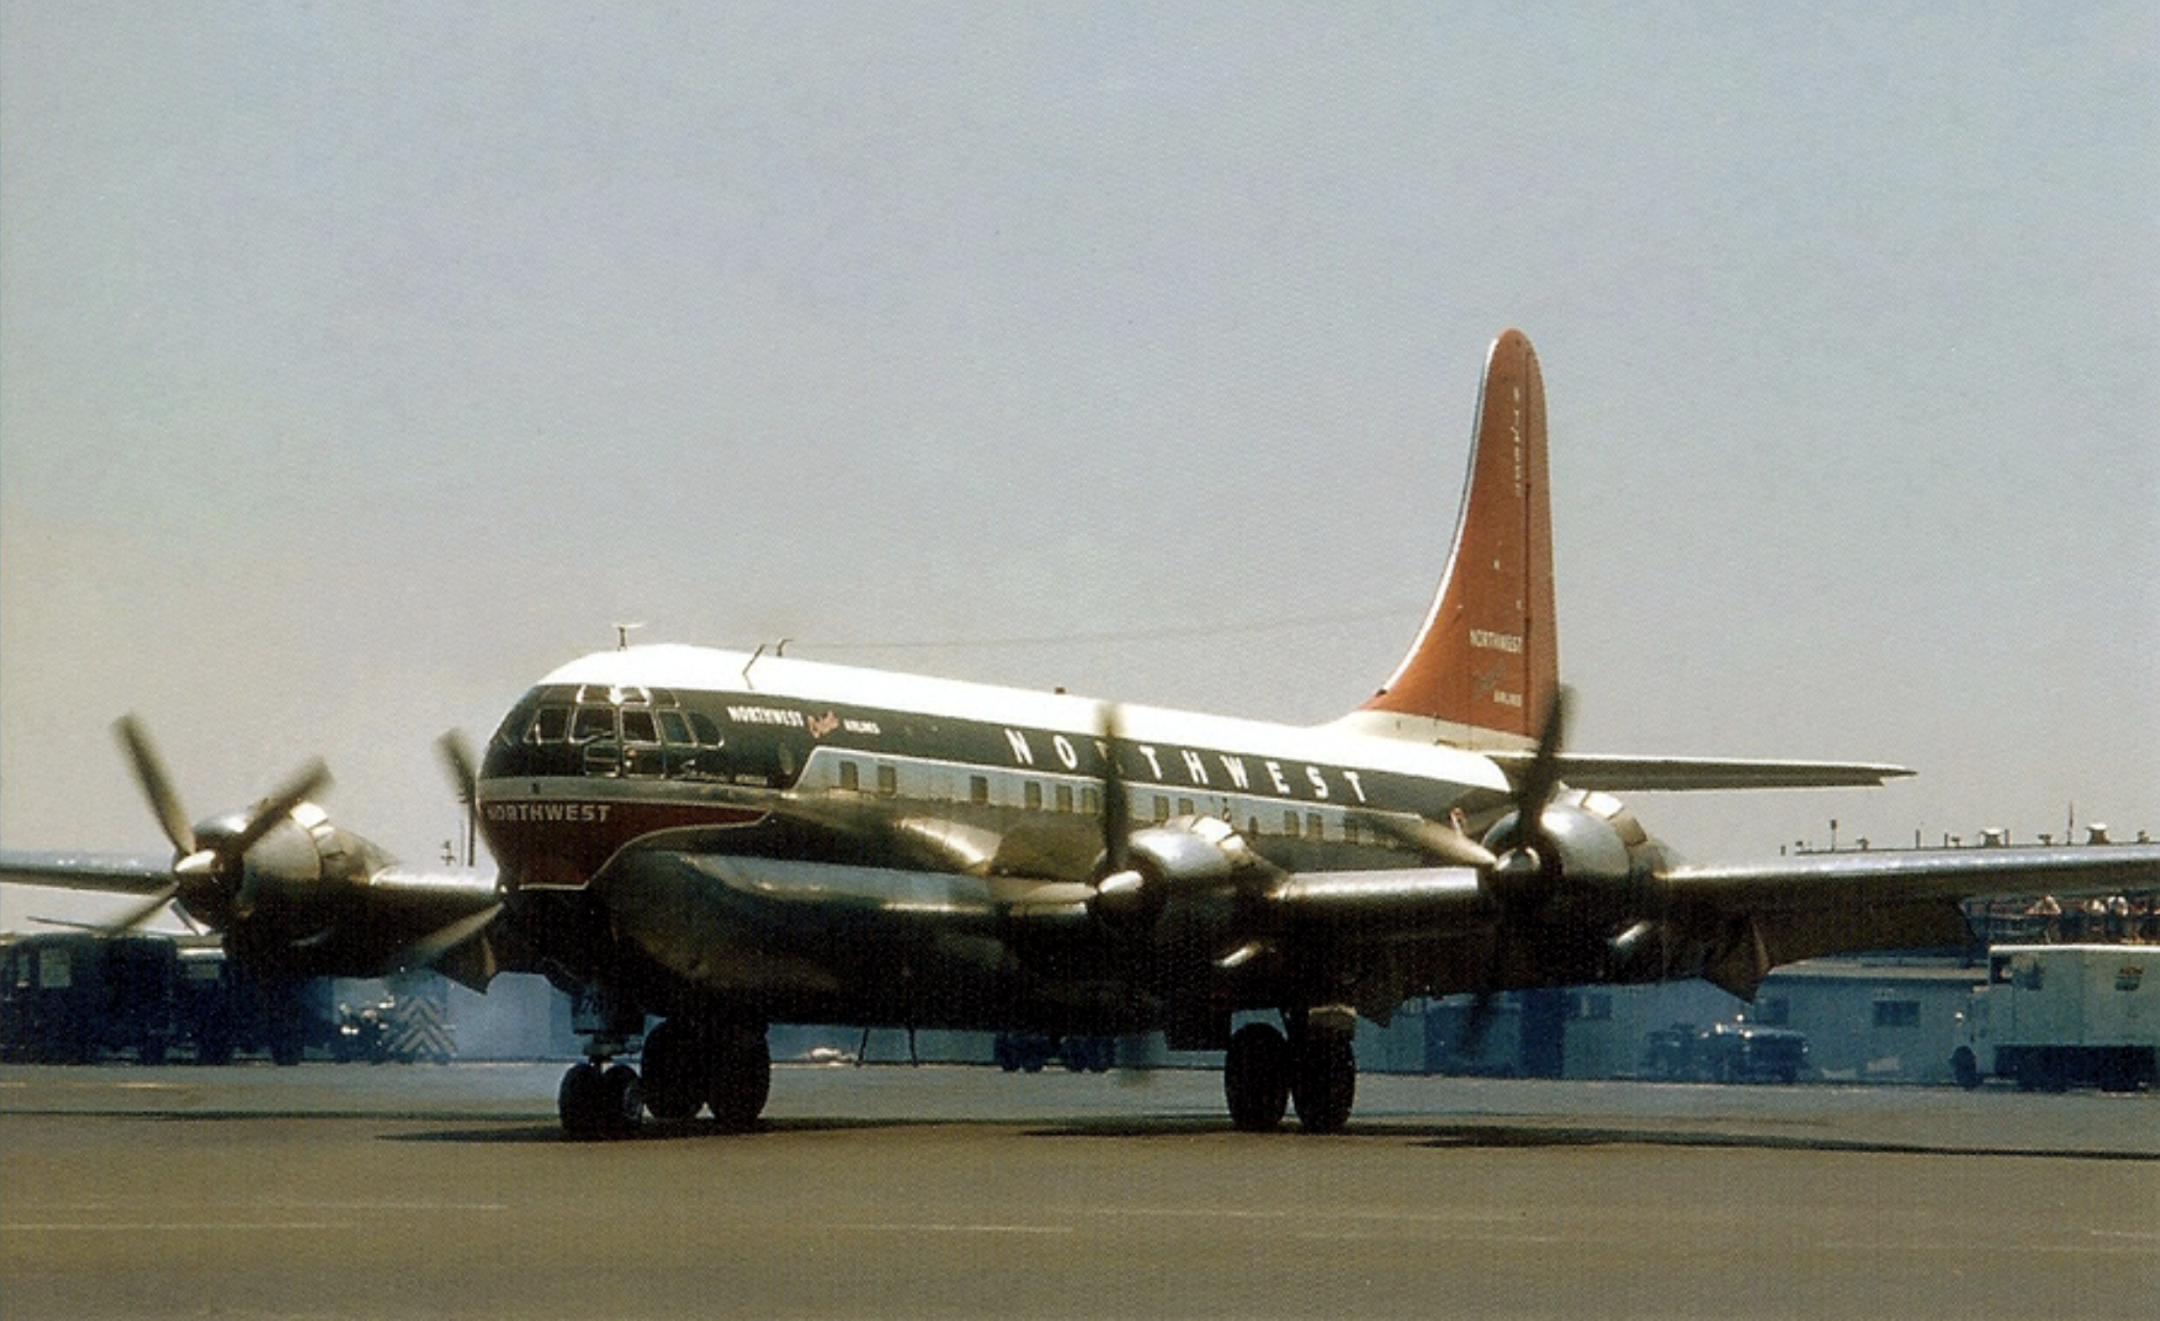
[1,930,329,1065]
[1951,944,2157,1092]
[1642,1019,1810,1084]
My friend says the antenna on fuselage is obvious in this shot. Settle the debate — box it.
[614,622,645,651]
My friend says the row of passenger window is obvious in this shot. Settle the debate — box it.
[830,760,1363,842]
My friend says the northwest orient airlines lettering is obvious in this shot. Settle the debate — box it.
[486,802,616,823]
[1469,629,1525,709]
[730,706,884,738]
[1000,728,1369,805]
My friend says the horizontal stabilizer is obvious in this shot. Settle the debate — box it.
[1488,752,1913,792]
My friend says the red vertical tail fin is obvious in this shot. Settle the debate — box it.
[1343,329,1558,749]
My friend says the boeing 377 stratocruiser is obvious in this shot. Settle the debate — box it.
[8,330,2157,1137]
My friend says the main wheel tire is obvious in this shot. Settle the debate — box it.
[640,1019,704,1121]
[559,1061,609,1140]
[709,1026,771,1131]
[1223,1023,1291,1132]
[601,1063,644,1135]
[1290,1032,1356,1135]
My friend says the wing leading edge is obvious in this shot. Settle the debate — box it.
[0,850,177,896]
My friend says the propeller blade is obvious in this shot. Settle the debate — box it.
[1362,812,1499,869]
[437,729,484,867]
[1456,989,1499,1060]
[384,901,503,975]
[1515,685,1572,839]
[1114,1031,1159,1087]
[225,758,333,859]
[437,731,478,808]
[114,715,196,856]
[1097,704,1130,874]
[95,882,181,938]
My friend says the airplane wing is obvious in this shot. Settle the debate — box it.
[1487,752,1913,791]
[0,850,176,895]
[1657,843,2160,996]
[2,846,505,986]
[1261,840,2160,1009]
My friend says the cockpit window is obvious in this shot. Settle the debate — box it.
[621,710,661,744]
[689,713,724,746]
[571,706,617,743]
[529,706,571,743]
[657,711,693,745]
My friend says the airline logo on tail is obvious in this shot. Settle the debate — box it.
[1349,329,1557,750]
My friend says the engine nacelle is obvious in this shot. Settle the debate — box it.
[1480,789,1667,908]
[1089,815,1257,937]
[187,802,398,975]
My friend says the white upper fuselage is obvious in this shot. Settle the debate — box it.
[475,643,1514,891]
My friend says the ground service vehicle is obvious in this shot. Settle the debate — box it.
[1952,944,2157,1092]
[1,932,178,1063]
[1,931,322,1065]
[1643,1020,1809,1084]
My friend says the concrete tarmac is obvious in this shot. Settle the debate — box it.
[2,1062,2153,1320]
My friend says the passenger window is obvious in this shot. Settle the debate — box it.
[1283,811,1300,838]
[839,762,861,792]
[1307,813,1324,841]
[1025,783,1043,811]
[970,775,990,805]
[876,764,898,797]
[1055,784,1074,813]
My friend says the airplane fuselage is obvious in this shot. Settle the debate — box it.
[476,644,1513,1037]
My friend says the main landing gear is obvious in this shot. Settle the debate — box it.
[1222,1014,1357,1134]
[556,1019,772,1140]
[640,1018,771,1129]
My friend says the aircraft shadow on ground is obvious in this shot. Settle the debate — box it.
[384,1115,953,1145]
[380,1114,2158,1160]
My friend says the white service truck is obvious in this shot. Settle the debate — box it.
[1951,944,2156,1092]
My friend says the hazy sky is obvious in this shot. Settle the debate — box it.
[4,3,2155,929]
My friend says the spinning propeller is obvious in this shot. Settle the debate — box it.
[104,716,502,982]
[108,715,331,936]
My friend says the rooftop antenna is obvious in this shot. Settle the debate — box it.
[614,622,645,651]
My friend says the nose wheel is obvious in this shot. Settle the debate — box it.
[559,1060,643,1140]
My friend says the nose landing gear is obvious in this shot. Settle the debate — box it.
[559,1059,643,1139]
